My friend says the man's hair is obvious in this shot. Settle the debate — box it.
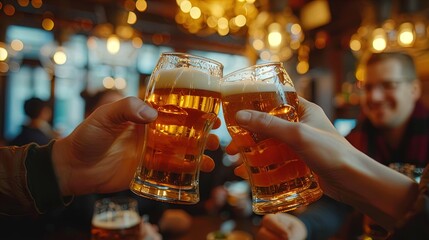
[23,97,49,119]
[365,51,417,82]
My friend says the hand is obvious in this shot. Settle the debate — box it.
[159,209,192,235]
[257,213,307,240]
[204,186,228,214]
[226,97,352,197]
[52,97,219,196]
[226,97,418,229]
[140,221,162,240]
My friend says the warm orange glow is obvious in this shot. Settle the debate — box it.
[127,11,137,24]
[0,47,8,61]
[31,0,43,8]
[11,40,24,51]
[4,4,15,16]
[42,18,55,31]
[18,0,30,7]
[136,0,147,12]
[103,77,115,89]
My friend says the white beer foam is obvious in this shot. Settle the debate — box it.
[155,68,220,91]
[221,79,295,96]
[92,210,141,230]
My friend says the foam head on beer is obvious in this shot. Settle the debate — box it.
[152,67,221,92]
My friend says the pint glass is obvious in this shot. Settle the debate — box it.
[130,52,223,204]
[220,62,323,214]
[91,197,141,240]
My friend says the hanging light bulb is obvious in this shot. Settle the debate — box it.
[52,47,67,65]
[267,23,282,48]
[371,28,387,52]
[107,35,121,54]
[0,45,8,61]
[397,22,415,47]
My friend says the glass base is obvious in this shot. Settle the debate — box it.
[252,181,323,215]
[130,178,199,204]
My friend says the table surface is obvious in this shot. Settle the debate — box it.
[166,215,261,240]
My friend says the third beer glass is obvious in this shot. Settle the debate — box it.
[91,197,141,240]
[130,52,223,204]
[220,62,323,214]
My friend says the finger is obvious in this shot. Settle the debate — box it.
[205,134,220,151]
[212,117,221,129]
[233,163,248,179]
[201,155,215,172]
[91,97,158,127]
[225,139,240,155]
[257,227,285,240]
[235,110,301,147]
[261,214,290,239]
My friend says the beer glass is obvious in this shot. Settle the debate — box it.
[130,52,223,204]
[220,62,323,214]
[91,197,141,240]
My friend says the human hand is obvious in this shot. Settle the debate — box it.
[257,213,307,240]
[205,186,228,214]
[226,97,355,199]
[226,97,419,229]
[158,209,192,235]
[52,97,219,196]
[140,221,162,240]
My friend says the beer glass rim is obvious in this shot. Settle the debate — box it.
[94,196,138,207]
[222,62,283,82]
[161,52,224,69]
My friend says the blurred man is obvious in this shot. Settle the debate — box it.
[257,51,429,240]
[9,97,58,146]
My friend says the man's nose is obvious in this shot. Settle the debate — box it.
[367,86,385,100]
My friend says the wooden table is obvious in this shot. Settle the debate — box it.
[166,215,261,240]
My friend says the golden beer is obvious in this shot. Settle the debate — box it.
[91,210,141,240]
[221,63,322,214]
[131,53,222,204]
[91,197,141,240]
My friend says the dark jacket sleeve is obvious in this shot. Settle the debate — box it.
[389,166,429,239]
[0,142,71,216]
[297,195,353,240]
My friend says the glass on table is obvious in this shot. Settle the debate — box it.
[130,52,223,204]
[220,62,323,214]
[91,197,141,240]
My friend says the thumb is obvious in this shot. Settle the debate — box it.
[90,97,158,127]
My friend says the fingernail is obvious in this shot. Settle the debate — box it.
[236,111,251,125]
[139,106,158,120]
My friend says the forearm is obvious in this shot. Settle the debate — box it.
[334,148,419,230]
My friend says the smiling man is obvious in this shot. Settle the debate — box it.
[349,52,427,166]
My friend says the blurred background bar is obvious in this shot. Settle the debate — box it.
[1,0,429,143]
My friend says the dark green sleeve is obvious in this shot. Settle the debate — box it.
[25,141,73,214]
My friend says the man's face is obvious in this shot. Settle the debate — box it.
[360,58,420,129]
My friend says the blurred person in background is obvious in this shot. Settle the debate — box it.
[9,97,60,146]
[254,51,429,240]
